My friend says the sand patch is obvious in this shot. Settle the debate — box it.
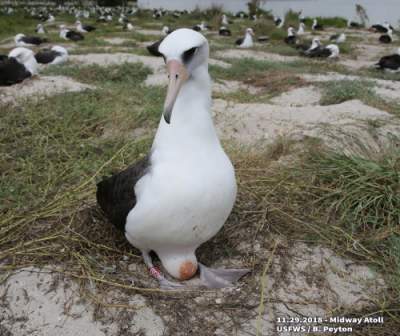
[270,86,322,107]
[103,37,132,45]
[239,242,385,335]
[213,99,391,145]
[216,49,301,62]
[136,29,163,36]
[0,76,93,105]
[0,268,165,336]
[301,72,400,101]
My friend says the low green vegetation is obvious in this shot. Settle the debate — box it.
[320,80,375,105]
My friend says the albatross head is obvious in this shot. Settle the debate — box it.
[8,47,38,75]
[158,28,209,124]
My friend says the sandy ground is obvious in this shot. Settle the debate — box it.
[0,76,93,104]
[0,241,385,336]
[216,49,301,62]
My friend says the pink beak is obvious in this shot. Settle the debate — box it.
[163,60,189,124]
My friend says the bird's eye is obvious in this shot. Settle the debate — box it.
[182,47,198,64]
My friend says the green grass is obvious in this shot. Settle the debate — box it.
[319,80,400,117]
[0,12,38,40]
[320,80,375,105]
[303,16,348,28]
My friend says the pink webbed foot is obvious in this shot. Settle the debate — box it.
[198,263,250,289]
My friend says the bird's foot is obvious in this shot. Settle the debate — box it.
[149,266,185,290]
[198,263,250,289]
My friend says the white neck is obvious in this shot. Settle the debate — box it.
[152,64,219,156]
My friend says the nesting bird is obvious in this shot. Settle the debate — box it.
[76,20,96,33]
[15,34,47,47]
[297,22,306,35]
[375,48,400,72]
[236,28,254,48]
[35,24,47,34]
[97,28,249,289]
[59,25,84,41]
[0,47,38,86]
[284,27,296,45]
[330,33,346,44]
[312,18,323,30]
[35,46,68,65]
[219,26,231,36]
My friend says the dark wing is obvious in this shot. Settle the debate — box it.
[83,25,96,32]
[0,57,31,86]
[35,49,59,64]
[219,28,231,36]
[96,156,150,231]
[146,39,164,57]
[23,36,47,45]
[309,47,331,58]
[284,36,296,45]
[376,54,400,70]
[67,31,84,41]
[192,25,201,32]
[379,35,391,43]
[235,37,243,46]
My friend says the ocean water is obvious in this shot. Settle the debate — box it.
[137,0,400,27]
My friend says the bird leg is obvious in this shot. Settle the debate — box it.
[142,251,184,290]
[198,263,250,289]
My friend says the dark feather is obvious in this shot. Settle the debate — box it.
[284,35,296,45]
[146,39,164,57]
[0,56,31,86]
[372,24,388,33]
[379,34,392,43]
[376,54,400,70]
[307,47,331,58]
[21,36,47,45]
[66,30,84,41]
[83,25,96,32]
[219,28,231,36]
[235,37,243,46]
[96,156,150,231]
[35,49,61,64]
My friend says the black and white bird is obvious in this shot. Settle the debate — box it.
[307,44,339,58]
[59,25,84,41]
[76,20,96,33]
[15,34,47,47]
[375,48,400,72]
[162,26,173,36]
[297,22,306,35]
[235,11,248,19]
[371,22,392,33]
[0,47,38,86]
[35,24,47,34]
[35,45,68,65]
[236,28,254,48]
[192,21,211,32]
[284,27,296,45]
[299,37,322,54]
[123,22,134,31]
[379,29,393,44]
[274,15,284,28]
[221,14,231,26]
[312,18,324,30]
[46,14,55,23]
[330,32,346,44]
[97,28,249,289]
[146,39,164,57]
[219,26,231,36]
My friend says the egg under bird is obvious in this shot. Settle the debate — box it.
[0,47,38,86]
[97,28,249,289]
[35,46,68,65]
[375,48,400,72]
[236,28,254,48]
[15,33,47,47]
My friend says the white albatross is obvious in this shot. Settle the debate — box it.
[96,28,249,289]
